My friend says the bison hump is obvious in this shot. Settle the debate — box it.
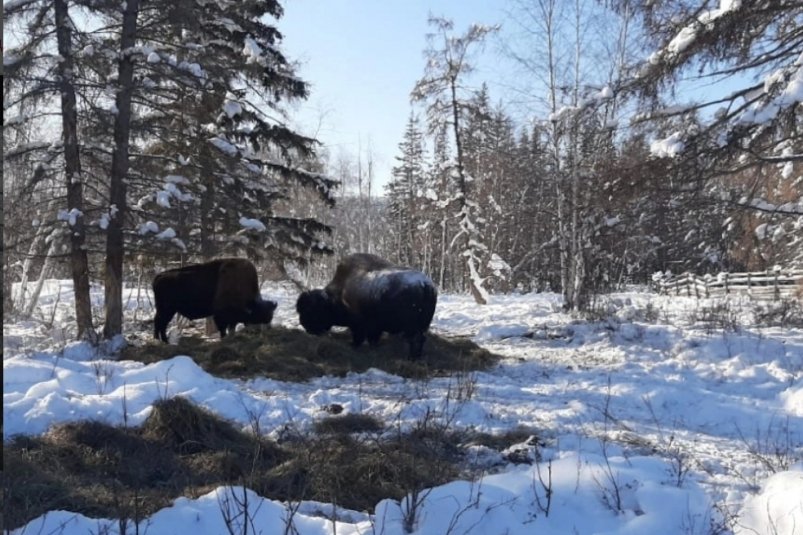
[346,269,434,303]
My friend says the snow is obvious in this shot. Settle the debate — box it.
[242,37,264,65]
[178,60,206,80]
[649,132,685,158]
[156,189,171,208]
[209,136,239,156]
[138,221,159,235]
[239,216,266,232]
[487,253,511,278]
[423,188,438,201]
[352,269,434,303]
[57,208,82,226]
[781,161,794,179]
[222,100,243,119]
[218,17,244,33]
[155,227,176,240]
[738,61,803,126]
[4,284,803,534]
[657,0,743,60]
[3,0,40,11]
[4,53,22,68]
[165,174,189,185]
[734,469,803,535]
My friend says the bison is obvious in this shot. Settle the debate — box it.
[153,258,277,342]
[296,253,437,359]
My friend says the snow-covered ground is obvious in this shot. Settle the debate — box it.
[4,280,802,535]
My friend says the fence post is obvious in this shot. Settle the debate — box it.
[774,268,780,301]
[685,273,691,297]
[747,272,752,297]
[724,273,729,295]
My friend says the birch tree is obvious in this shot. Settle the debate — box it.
[412,16,498,304]
[504,0,638,309]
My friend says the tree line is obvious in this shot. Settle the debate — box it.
[375,2,802,309]
[4,0,335,340]
[3,0,801,340]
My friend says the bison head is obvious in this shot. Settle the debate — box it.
[245,298,278,325]
[296,289,340,335]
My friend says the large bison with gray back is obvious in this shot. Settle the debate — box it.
[153,258,277,342]
[296,253,437,359]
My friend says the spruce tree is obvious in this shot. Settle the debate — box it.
[387,112,427,266]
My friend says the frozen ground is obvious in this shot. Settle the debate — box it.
[4,280,802,534]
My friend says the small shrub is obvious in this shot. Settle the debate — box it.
[313,413,385,435]
[753,299,803,328]
[690,302,741,333]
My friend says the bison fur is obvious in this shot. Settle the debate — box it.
[153,258,277,342]
[297,254,437,359]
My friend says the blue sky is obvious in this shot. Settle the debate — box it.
[279,1,509,190]
[277,1,751,192]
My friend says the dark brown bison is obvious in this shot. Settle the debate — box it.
[296,253,437,359]
[153,258,277,342]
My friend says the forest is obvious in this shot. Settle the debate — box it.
[4,0,801,337]
[2,1,803,534]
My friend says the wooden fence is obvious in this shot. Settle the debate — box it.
[653,269,803,300]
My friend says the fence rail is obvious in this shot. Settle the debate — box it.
[653,269,803,300]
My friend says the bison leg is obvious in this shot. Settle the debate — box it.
[213,315,230,338]
[407,332,426,360]
[366,328,382,347]
[350,324,366,348]
[153,308,175,343]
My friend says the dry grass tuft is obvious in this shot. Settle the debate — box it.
[313,413,385,435]
[122,326,498,381]
[3,397,536,531]
[2,397,282,531]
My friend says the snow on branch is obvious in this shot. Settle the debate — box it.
[649,132,685,158]
[239,217,266,232]
[735,197,803,216]
[736,56,803,127]
[209,136,239,157]
[3,0,40,15]
[647,0,744,66]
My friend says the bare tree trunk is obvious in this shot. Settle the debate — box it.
[200,182,215,259]
[449,77,487,304]
[568,0,585,311]
[200,183,218,336]
[439,217,447,289]
[366,152,374,255]
[14,226,48,311]
[103,0,140,339]
[540,0,572,308]
[55,0,96,341]
[24,239,58,319]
